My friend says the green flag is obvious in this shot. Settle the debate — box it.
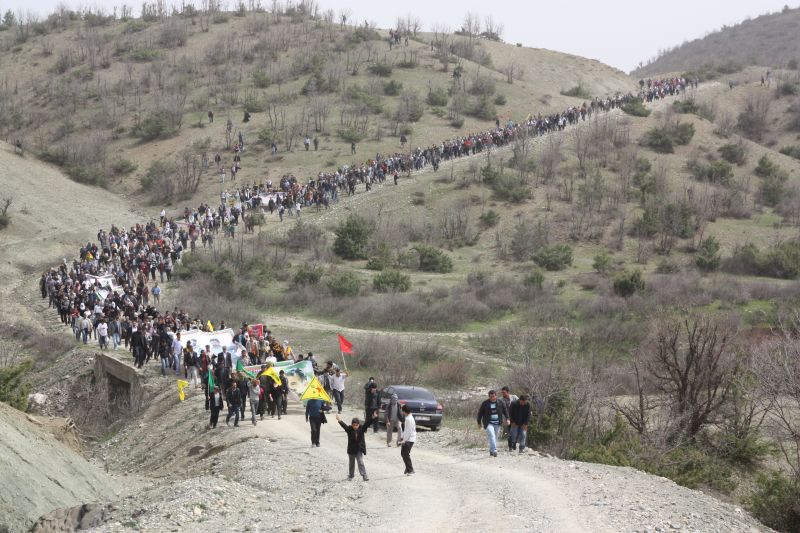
[236,358,256,379]
[208,368,215,390]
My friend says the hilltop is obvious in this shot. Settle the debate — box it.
[634,5,800,77]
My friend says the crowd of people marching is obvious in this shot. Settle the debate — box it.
[186,76,691,242]
[38,75,688,478]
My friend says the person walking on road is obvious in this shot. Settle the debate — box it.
[499,386,518,452]
[336,414,373,481]
[330,368,347,414]
[385,389,402,447]
[226,381,242,427]
[306,397,325,447]
[248,378,261,426]
[476,389,509,457]
[365,383,380,433]
[209,386,224,429]
[509,395,532,453]
[399,404,416,475]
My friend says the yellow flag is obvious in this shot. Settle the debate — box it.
[300,376,332,403]
[258,366,282,386]
[177,379,190,401]
[206,320,214,332]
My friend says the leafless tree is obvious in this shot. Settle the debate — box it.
[461,12,481,44]
[644,316,740,443]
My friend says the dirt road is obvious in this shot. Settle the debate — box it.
[89,380,767,533]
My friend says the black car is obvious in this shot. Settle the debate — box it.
[377,385,443,430]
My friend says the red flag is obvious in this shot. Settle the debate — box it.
[249,323,264,338]
[337,334,353,354]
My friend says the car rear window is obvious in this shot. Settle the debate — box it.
[397,388,435,400]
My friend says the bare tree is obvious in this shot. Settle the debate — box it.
[482,15,503,41]
[646,316,740,443]
[754,320,800,480]
[460,12,480,44]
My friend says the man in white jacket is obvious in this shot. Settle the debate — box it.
[399,404,416,475]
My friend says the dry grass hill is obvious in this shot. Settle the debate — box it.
[2,4,800,532]
[633,5,800,77]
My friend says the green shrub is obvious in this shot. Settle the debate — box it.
[533,245,573,271]
[779,145,800,160]
[450,118,464,129]
[368,62,393,77]
[691,160,733,185]
[244,93,265,113]
[560,84,591,99]
[0,359,32,410]
[413,245,453,273]
[760,174,788,207]
[333,214,373,260]
[755,154,781,178]
[251,69,271,88]
[672,99,700,114]
[426,87,448,107]
[641,121,694,153]
[622,98,651,117]
[132,113,177,141]
[723,241,800,279]
[110,158,137,175]
[524,268,545,289]
[293,264,323,286]
[212,267,234,289]
[129,47,162,62]
[672,122,696,145]
[593,251,612,273]
[383,79,403,96]
[337,128,366,144]
[327,271,361,297]
[779,80,800,97]
[468,76,496,97]
[373,270,412,293]
[481,165,530,202]
[641,128,675,153]
[366,257,386,271]
[493,94,507,106]
[212,12,229,24]
[695,236,721,271]
[718,143,747,165]
[613,270,645,297]
[467,96,497,120]
[746,471,800,532]
[479,209,500,228]
[65,164,106,187]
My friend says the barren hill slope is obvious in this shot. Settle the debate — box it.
[0,401,119,533]
[0,141,142,342]
[633,5,800,76]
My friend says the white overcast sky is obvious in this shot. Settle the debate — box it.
[2,0,796,72]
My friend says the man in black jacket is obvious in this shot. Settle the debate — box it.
[336,414,375,481]
[509,395,532,454]
[130,326,146,368]
[476,390,509,457]
[226,381,242,427]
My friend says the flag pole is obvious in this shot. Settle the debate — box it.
[340,349,349,373]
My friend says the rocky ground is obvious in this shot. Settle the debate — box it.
[73,376,769,533]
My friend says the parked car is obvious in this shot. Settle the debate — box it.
[377,385,443,430]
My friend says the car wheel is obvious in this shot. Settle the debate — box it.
[431,425,440,432]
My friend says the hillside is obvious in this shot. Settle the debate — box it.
[634,5,800,77]
[3,5,800,533]
[0,401,119,532]
[0,8,632,209]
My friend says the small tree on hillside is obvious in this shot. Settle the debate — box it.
[333,214,373,260]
